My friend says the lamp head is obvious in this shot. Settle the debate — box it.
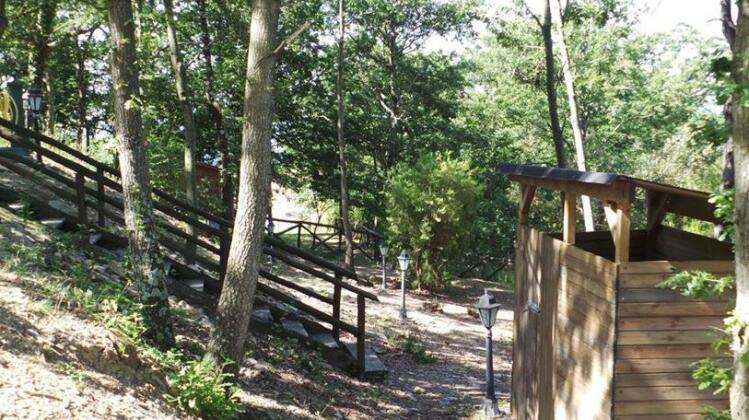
[476,289,501,329]
[378,241,389,256]
[397,249,410,271]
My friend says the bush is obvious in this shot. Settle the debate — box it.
[385,152,483,290]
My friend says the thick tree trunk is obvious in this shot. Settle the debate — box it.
[208,0,279,366]
[337,0,354,270]
[731,2,749,417]
[163,0,198,258]
[540,0,567,170]
[550,0,593,231]
[107,0,174,349]
[197,0,234,220]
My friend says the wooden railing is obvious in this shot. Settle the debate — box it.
[269,216,384,261]
[0,118,375,373]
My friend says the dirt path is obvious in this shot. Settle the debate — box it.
[262,260,515,419]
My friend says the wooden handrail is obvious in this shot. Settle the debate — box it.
[0,118,366,287]
[0,125,375,373]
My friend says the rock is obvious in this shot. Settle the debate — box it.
[421,302,440,313]
[441,303,468,315]
[413,386,425,394]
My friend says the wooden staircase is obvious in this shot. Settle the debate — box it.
[0,118,386,379]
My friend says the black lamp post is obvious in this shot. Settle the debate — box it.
[397,250,410,320]
[378,241,389,290]
[22,87,43,163]
[477,289,502,418]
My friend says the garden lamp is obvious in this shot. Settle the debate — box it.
[23,88,43,116]
[22,87,43,163]
[378,241,389,290]
[397,250,410,320]
[476,289,502,418]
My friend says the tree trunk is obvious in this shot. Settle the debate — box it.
[75,36,88,150]
[106,0,174,349]
[718,0,737,239]
[163,0,198,259]
[197,0,234,220]
[540,0,567,170]
[550,0,593,231]
[32,0,56,135]
[337,0,354,270]
[0,0,6,41]
[731,2,749,418]
[208,0,279,367]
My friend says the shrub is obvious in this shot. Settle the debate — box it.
[165,357,241,419]
[385,152,483,290]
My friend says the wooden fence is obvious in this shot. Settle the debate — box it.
[269,217,383,261]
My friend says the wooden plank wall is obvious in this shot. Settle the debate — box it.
[512,226,545,419]
[551,230,647,262]
[513,226,617,419]
[654,225,734,261]
[554,238,617,419]
[614,260,734,418]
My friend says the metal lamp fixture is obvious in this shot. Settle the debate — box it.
[476,289,503,418]
[397,250,410,320]
[22,88,43,115]
[378,241,389,290]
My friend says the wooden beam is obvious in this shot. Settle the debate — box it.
[519,184,537,225]
[563,192,576,244]
[646,191,669,233]
[605,201,630,263]
[508,174,632,205]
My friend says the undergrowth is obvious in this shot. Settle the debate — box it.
[0,229,240,419]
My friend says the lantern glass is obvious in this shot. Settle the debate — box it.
[397,250,410,271]
[476,289,501,329]
[379,242,389,257]
[24,88,43,113]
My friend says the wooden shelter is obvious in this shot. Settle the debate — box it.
[499,164,734,419]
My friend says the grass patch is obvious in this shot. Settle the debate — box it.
[391,331,436,364]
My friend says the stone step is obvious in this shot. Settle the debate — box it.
[89,233,103,245]
[40,218,65,230]
[343,342,388,378]
[250,305,274,330]
[182,278,204,292]
[281,319,309,340]
[8,202,26,211]
[309,332,339,349]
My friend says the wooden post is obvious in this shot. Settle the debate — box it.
[518,184,536,225]
[297,224,302,248]
[219,228,230,282]
[332,275,342,340]
[96,167,105,227]
[563,192,576,244]
[357,294,366,376]
[605,201,631,263]
[75,172,87,225]
[645,191,669,258]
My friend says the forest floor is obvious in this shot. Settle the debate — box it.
[240,261,515,419]
[0,164,515,419]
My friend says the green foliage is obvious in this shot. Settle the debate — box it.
[657,271,733,299]
[391,332,436,364]
[693,358,732,395]
[165,357,240,420]
[710,188,735,242]
[385,152,483,289]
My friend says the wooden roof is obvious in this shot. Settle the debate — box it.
[497,163,718,223]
